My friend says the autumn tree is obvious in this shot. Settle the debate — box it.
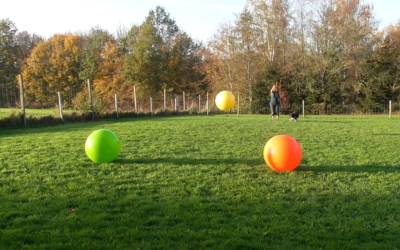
[235,9,260,108]
[92,41,133,111]
[286,0,316,106]
[23,35,82,107]
[207,24,240,93]
[208,0,292,113]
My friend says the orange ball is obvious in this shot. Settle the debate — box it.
[263,135,302,173]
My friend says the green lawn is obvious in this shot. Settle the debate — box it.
[1,115,400,249]
[0,108,80,119]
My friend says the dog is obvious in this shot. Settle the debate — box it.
[289,112,299,122]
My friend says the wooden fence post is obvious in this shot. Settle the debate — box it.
[302,99,305,118]
[57,91,64,122]
[198,95,201,113]
[174,97,177,112]
[389,100,392,118]
[237,92,240,118]
[114,94,119,118]
[18,74,26,127]
[87,79,94,119]
[150,96,153,114]
[163,87,167,111]
[206,92,209,116]
[133,85,137,113]
[183,91,186,111]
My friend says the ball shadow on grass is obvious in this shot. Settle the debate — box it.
[115,157,263,167]
[116,158,400,174]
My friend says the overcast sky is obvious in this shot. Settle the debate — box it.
[1,0,399,42]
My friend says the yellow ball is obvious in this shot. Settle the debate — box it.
[215,91,235,112]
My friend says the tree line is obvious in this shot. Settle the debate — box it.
[1,0,399,114]
[0,7,207,112]
[207,0,400,113]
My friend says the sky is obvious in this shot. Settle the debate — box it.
[0,0,399,42]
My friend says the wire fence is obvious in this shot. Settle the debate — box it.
[0,76,398,128]
[0,77,221,126]
[282,102,392,116]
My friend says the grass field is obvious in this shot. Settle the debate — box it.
[0,108,80,119]
[1,115,400,249]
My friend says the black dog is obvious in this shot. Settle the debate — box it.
[289,112,299,122]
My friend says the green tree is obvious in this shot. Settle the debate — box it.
[79,28,113,82]
[15,31,43,68]
[168,33,208,94]
[0,19,19,106]
[307,0,375,113]
[124,16,162,95]
[362,25,400,109]
[124,6,207,98]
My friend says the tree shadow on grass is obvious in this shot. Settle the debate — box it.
[301,165,400,174]
[0,116,172,138]
[116,157,263,167]
[3,186,400,249]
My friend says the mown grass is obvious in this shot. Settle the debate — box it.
[1,115,400,249]
[0,108,80,119]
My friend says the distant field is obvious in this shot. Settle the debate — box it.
[0,108,80,119]
[1,115,400,248]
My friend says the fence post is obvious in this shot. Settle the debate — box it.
[237,92,240,118]
[114,94,119,118]
[206,92,209,116]
[302,99,305,118]
[18,74,26,127]
[150,96,153,114]
[133,85,137,113]
[87,79,94,120]
[198,95,201,113]
[183,91,186,111]
[163,87,167,111]
[57,91,64,122]
[174,97,177,112]
[389,100,392,118]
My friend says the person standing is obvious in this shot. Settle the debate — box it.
[270,83,280,120]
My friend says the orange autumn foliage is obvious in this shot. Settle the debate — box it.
[23,35,82,107]
[93,41,133,111]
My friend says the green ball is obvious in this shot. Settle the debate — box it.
[85,129,121,163]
